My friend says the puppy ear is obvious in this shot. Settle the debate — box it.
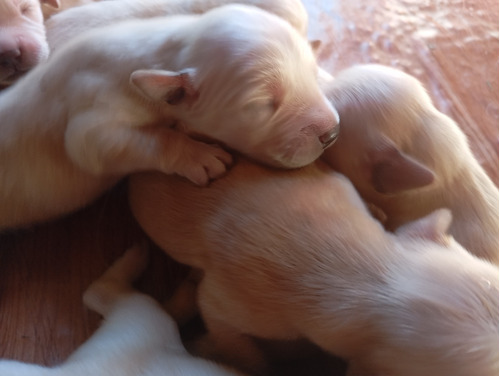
[130,69,198,106]
[395,208,452,245]
[369,139,435,194]
[41,0,61,8]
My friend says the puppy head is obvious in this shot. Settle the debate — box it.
[130,5,340,169]
[321,64,441,199]
[0,0,58,85]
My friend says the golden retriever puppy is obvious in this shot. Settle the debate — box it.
[321,64,499,263]
[45,0,309,52]
[129,159,499,376]
[0,5,339,230]
[0,0,59,86]
[0,245,245,376]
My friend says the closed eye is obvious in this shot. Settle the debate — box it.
[242,98,276,123]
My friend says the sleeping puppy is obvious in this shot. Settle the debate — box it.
[321,64,499,264]
[45,0,308,52]
[129,159,499,376]
[0,244,245,376]
[0,0,60,87]
[0,5,339,230]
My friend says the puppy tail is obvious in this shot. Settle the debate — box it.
[83,243,149,317]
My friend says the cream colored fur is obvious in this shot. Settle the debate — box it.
[129,159,499,376]
[45,0,308,52]
[0,0,59,86]
[321,64,499,264]
[0,5,338,230]
[42,0,99,19]
[0,245,245,376]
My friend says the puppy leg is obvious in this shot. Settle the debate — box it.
[165,270,268,374]
[64,110,233,186]
[0,246,150,374]
[82,243,149,316]
[187,281,269,375]
[0,244,186,373]
[70,244,188,364]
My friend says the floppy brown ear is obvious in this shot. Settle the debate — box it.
[42,0,61,8]
[130,69,198,106]
[369,140,435,194]
[395,208,452,245]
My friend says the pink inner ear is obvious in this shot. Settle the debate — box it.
[371,146,435,194]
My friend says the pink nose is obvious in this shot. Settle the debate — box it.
[319,122,340,149]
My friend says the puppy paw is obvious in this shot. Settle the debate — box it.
[176,142,233,186]
[83,243,149,316]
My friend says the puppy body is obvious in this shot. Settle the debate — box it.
[0,245,244,376]
[321,64,499,263]
[129,160,499,376]
[0,5,338,230]
[0,0,59,86]
[45,0,308,52]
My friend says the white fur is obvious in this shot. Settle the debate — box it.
[129,159,499,376]
[0,245,245,376]
[321,64,499,264]
[0,0,59,86]
[45,0,308,52]
[0,5,338,230]
[42,0,99,20]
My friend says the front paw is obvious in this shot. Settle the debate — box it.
[177,142,233,186]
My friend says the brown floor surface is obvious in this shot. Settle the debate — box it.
[0,1,498,375]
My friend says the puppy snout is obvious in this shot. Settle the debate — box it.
[319,124,340,149]
[0,48,21,69]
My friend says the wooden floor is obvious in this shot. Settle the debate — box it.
[0,0,498,375]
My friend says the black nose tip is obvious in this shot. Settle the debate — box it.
[0,48,21,69]
[319,125,340,149]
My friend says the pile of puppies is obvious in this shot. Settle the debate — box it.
[0,0,498,375]
[1,0,342,229]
